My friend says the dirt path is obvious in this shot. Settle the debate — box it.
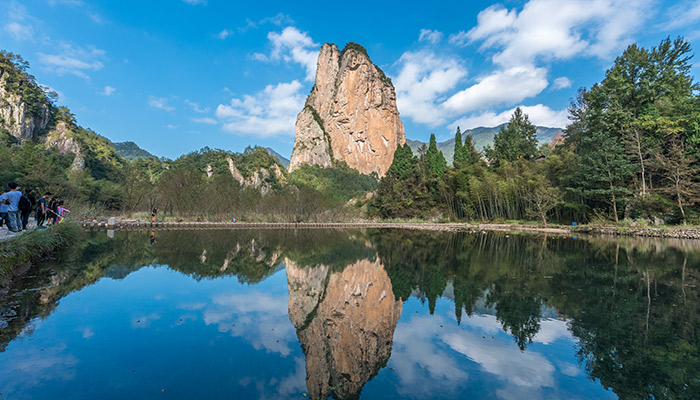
[78,220,700,239]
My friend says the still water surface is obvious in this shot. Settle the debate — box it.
[0,229,698,399]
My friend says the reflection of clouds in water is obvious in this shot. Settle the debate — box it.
[557,360,580,377]
[178,302,206,310]
[0,343,79,394]
[173,313,198,326]
[131,313,161,329]
[393,312,561,400]
[391,315,469,397]
[275,357,307,396]
[443,329,554,388]
[237,356,306,399]
[81,327,95,338]
[204,291,296,356]
[533,318,572,344]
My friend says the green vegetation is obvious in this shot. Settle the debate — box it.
[372,38,700,226]
[113,141,156,161]
[0,222,83,281]
[288,162,377,202]
[0,51,52,118]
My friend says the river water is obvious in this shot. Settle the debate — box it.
[0,229,697,399]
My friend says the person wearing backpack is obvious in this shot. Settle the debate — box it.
[20,188,36,230]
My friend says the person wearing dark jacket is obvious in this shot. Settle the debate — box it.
[20,188,36,230]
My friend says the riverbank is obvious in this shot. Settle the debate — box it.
[78,219,700,239]
[0,222,83,296]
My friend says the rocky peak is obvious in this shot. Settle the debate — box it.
[289,42,405,177]
[0,69,51,141]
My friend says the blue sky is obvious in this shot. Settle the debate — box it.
[1,0,699,159]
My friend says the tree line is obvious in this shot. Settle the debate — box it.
[371,37,700,225]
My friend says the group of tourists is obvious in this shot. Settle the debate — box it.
[0,182,70,234]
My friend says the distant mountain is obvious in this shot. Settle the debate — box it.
[407,125,563,165]
[113,141,156,161]
[265,147,290,168]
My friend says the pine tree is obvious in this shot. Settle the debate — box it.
[426,134,447,177]
[485,107,538,164]
[463,134,480,164]
[453,127,465,164]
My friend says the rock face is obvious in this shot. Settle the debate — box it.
[289,43,405,177]
[286,257,403,400]
[0,70,51,141]
[41,121,85,170]
[225,157,285,194]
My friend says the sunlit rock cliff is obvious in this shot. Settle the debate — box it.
[288,43,405,177]
[286,257,403,399]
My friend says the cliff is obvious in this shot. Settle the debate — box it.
[0,53,51,141]
[289,43,405,177]
[286,257,402,399]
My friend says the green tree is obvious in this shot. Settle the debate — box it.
[485,107,539,164]
[453,127,465,164]
[425,133,447,177]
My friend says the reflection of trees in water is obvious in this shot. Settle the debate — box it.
[370,229,700,398]
[1,228,698,398]
[0,229,375,353]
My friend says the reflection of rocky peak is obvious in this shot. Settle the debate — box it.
[286,258,330,328]
[289,43,405,177]
[287,258,402,400]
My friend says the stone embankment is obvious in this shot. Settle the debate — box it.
[79,220,700,239]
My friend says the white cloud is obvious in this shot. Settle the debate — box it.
[216,80,305,138]
[4,22,33,41]
[48,0,83,6]
[664,0,700,29]
[149,97,175,112]
[552,76,572,90]
[37,43,105,79]
[217,29,233,39]
[257,27,319,81]
[394,50,467,126]
[185,99,209,113]
[102,85,116,96]
[182,0,206,5]
[455,0,654,66]
[165,124,179,129]
[191,117,217,124]
[449,104,569,130]
[419,29,443,44]
[89,13,104,24]
[237,13,295,33]
[443,65,549,115]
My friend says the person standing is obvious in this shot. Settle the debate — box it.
[36,192,51,228]
[20,188,36,230]
[0,183,24,233]
[0,189,8,229]
[151,207,159,223]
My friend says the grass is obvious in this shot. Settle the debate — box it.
[0,222,83,281]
